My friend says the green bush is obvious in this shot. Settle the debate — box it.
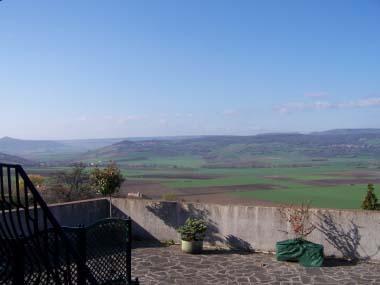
[162,240,175,246]
[162,192,177,201]
[361,184,379,210]
[91,162,124,217]
[177,218,207,241]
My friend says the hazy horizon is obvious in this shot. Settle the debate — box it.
[1,1,379,139]
[1,127,380,141]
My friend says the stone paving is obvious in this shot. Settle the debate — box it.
[132,245,380,285]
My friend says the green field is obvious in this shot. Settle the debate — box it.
[156,161,380,209]
[27,154,380,210]
[233,184,376,209]
[5,129,380,209]
[128,156,374,209]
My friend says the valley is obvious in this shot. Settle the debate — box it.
[2,129,380,209]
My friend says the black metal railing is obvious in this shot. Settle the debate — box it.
[62,218,137,284]
[0,163,138,284]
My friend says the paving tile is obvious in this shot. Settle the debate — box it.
[131,245,380,284]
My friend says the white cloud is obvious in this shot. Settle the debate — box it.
[313,101,333,110]
[338,97,380,108]
[276,97,380,114]
[75,114,146,125]
[276,102,308,114]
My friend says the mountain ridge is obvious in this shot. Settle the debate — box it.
[79,128,380,163]
[0,152,36,166]
[2,129,380,163]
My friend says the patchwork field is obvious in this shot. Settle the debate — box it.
[20,130,380,210]
[27,155,380,210]
[123,164,380,209]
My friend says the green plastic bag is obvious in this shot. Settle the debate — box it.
[276,239,304,261]
[276,239,324,267]
[298,242,324,267]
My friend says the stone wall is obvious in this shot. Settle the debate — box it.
[111,198,380,261]
[49,198,109,227]
[50,198,380,261]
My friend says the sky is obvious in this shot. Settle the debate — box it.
[0,0,379,139]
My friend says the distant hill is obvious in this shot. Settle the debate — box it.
[80,129,380,165]
[0,137,126,161]
[0,152,36,166]
[57,138,125,151]
[0,137,70,157]
[55,137,198,152]
[3,129,380,165]
[311,129,380,135]
[0,136,192,161]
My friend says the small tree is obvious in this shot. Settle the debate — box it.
[18,175,45,193]
[279,202,315,240]
[361,184,379,210]
[29,175,45,189]
[91,162,124,217]
[48,163,91,202]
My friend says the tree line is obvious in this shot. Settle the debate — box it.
[36,162,124,212]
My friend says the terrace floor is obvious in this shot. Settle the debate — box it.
[132,245,380,285]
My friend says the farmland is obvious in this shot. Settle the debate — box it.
[116,157,380,209]
[26,155,380,209]
[4,129,380,210]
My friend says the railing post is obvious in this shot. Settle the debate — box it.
[12,238,25,285]
[77,226,87,285]
[127,218,132,284]
[0,163,98,284]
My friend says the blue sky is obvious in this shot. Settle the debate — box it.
[0,0,379,139]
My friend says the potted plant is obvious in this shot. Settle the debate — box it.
[177,218,207,254]
[277,203,324,267]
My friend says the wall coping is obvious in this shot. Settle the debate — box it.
[111,197,380,215]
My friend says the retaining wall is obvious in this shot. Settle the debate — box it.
[50,198,380,261]
[112,198,380,261]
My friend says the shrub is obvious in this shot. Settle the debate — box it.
[177,218,207,242]
[47,163,91,202]
[162,192,177,201]
[361,184,379,210]
[29,175,45,188]
[279,202,315,240]
[91,162,124,217]
[162,240,175,246]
